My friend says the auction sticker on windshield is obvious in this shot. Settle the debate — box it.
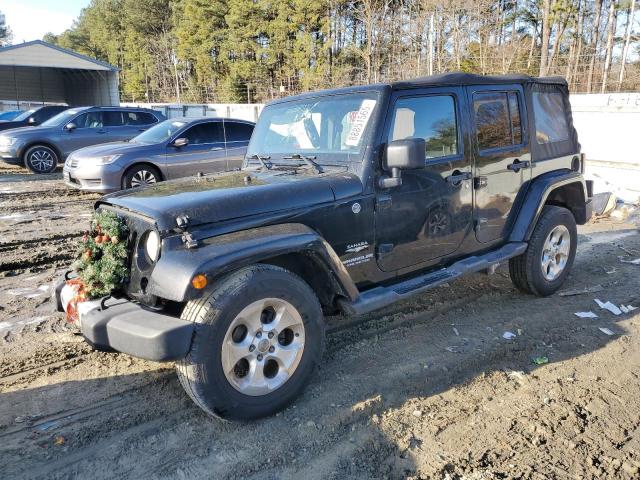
[345,99,376,147]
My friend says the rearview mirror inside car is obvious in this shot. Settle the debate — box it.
[65,123,77,131]
[379,138,425,188]
[172,137,189,148]
[27,117,36,124]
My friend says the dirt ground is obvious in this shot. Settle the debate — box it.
[1,163,640,480]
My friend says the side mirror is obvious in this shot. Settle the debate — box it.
[27,117,36,124]
[380,138,425,188]
[65,122,77,131]
[172,137,188,148]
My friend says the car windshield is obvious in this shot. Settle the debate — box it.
[247,91,379,163]
[13,109,36,121]
[41,109,81,127]
[131,119,187,144]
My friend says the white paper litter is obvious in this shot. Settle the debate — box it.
[594,299,623,315]
[620,258,640,265]
[598,327,615,336]
[574,311,598,319]
[503,331,516,340]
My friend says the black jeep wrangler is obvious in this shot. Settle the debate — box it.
[57,73,592,420]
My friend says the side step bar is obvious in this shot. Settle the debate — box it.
[340,242,527,316]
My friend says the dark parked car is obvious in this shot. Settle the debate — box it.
[0,105,69,132]
[63,117,254,192]
[0,110,24,121]
[0,106,165,174]
[56,73,592,420]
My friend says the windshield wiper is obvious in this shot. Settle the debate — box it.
[282,154,323,174]
[247,154,273,170]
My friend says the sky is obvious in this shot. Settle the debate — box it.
[1,0,90,43]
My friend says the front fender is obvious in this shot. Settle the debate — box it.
[147,223,358,303]
[509,170,591,242]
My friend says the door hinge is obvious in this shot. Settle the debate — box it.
[473,176,488,189]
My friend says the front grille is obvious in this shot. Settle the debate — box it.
[98,205,157,304]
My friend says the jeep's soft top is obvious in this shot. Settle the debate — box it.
[268,72,579,164]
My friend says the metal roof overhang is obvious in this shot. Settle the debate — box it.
[0,40,119,107]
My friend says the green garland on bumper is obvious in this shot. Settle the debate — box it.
[73,211,129,299]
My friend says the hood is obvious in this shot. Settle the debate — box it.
[100,169,363,231]
[0,120,28,132]
[0,124,57,137]
[71,141,148,158]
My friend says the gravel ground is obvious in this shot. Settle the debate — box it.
[1,164,640,479]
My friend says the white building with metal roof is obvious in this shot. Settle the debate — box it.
[0,40,119,108]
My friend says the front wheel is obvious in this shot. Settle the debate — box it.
[509,205,577,296]
[122,164,160,189]
[24,145,59,174]
[176,264,324,420]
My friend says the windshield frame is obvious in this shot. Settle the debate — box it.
[13,109,36,122]
[246,90,381,166]
[40,109,82,127]
[130,119,190,145]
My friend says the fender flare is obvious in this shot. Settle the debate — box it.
[147,223,359,303]
[509,170,591,242]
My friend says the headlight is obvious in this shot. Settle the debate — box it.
[0,136,17,147]
[93,154,121,165]
[144,230,160,262]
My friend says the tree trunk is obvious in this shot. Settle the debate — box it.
[587,0,603,92]
[540,0,551,76]
[617,0,636,90]
[601,0,618,93]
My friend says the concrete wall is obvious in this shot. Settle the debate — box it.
[121,102,264,122]
[570,93,640,203]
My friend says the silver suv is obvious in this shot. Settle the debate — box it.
[0,106,165,173]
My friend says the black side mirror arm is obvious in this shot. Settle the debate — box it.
[378,167,402,189]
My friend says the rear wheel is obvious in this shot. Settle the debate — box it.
[176,264,324,420]
[509,205,577,296]
[24,145,58,174]
[122,164,160,189]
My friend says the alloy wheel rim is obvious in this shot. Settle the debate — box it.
[540,225,570,281]
[130,170,157,187]
[29,149,55,172]
[428,211,448,236]
[221,298,305,396]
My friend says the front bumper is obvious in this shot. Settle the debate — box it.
[0,147,21,165]
[63,162,122,193]
[56,282,194,361]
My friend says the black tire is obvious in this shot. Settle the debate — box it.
[509,205,577,296]
[24,145,59,174]
[122,164,161,189]
[176,264,324,420]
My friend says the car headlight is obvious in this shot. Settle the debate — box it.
[0,136,17,148]
[93,154,121,165]
[144,230,160,262]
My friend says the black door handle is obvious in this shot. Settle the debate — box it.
[445,170,472,185]
[507,159,530,172]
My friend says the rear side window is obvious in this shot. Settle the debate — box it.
[532,92,569,144]
[126,111,158,126]
[182,122,224,145]
[103,111,125,127]
[388,95,458,159]
[473,91,523,150]
[225,122,254,142]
